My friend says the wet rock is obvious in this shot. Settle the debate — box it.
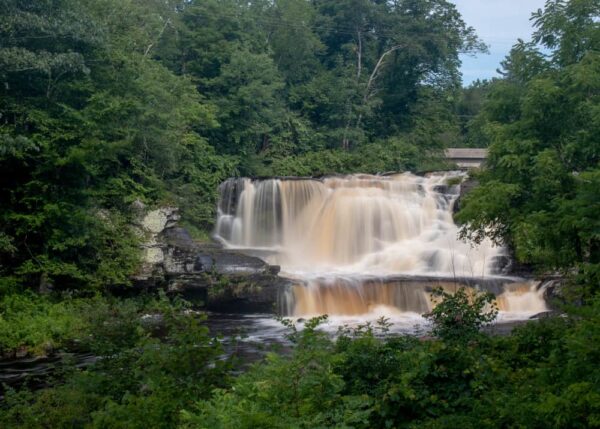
[128,207,288,313]
[433,184,449,194]
[489,255,512,276]
[130,199,146,213]
[529,310,561,319]
[38,272,54,294]
[164,227,197,251]
[205,275,291,313]
[453,176,478,214]
[540,276,567,304]
[194,255,214,272]
[433,183,460,195]
[141,207,179,234]
[211,250,271,275]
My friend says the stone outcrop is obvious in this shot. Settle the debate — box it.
[452,175,478,214]
[130,204,290,313]
[131,205,181,287]
[539,276,568,306]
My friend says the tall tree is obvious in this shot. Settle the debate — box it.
[457,0,600,297]
[0,0,233,291]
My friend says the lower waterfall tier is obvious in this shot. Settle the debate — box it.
[281,277,548,318]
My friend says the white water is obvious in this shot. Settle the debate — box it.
[215,172,547,325]
[217,172,501,277]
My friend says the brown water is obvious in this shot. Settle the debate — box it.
[283,278,547,317]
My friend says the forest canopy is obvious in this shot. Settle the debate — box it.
[456,0,600,295]
[0,0,485,291]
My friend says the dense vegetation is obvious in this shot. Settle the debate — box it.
[0,0,599,428]
[183,300,600,429]
[1,293,232,427]
[1,290,599,428]
[1,0,484,292]
[456,0,600,298]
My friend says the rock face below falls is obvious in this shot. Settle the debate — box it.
[129,205,289,313]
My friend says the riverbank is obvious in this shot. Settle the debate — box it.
[1,291,594,428]
[0,291,556,400]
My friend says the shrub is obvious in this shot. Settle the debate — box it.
[424,287,498,342]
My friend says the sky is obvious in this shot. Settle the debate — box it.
[452,0,547,85]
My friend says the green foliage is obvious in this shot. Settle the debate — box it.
[424,287,498,342]
[0,294,230,429]
[182,316,366,429]
[242,137,447,178]
[171,0,484,155]
[1,285,599,429]
[458,0,600,298]
[0,0,482,291]
[0,0,235,290]
[181,293,600,429]
[0,1,598,428]
[0,292,171,358]
[0,292,83,356]
[455,79,494,147]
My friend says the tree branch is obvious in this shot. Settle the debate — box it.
[144,18,172,58]
[364,44,403,102]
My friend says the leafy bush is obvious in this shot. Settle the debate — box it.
[457,0,600,298]
[424,287,498,342]
[2,288,599,429]
[0,294,231,429]
[181,291,600,429]
[0,293,88,357]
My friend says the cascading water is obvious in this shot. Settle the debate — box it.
[282,278,548,322]
[215,172,547,324]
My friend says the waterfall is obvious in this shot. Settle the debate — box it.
[215,172,547,319]
[281,278,547,318]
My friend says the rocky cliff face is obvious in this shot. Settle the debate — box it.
[131,205,180,287]
[130,204,290,313]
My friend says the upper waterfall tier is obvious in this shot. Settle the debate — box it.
[215,172,505,278]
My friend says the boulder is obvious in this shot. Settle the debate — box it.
[452,175,478,214]
[129,207,288,313]
[130,207,180,288]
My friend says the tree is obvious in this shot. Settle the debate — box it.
[457,0,600,297]
[0,0,233,291]
[425,287,498,342]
